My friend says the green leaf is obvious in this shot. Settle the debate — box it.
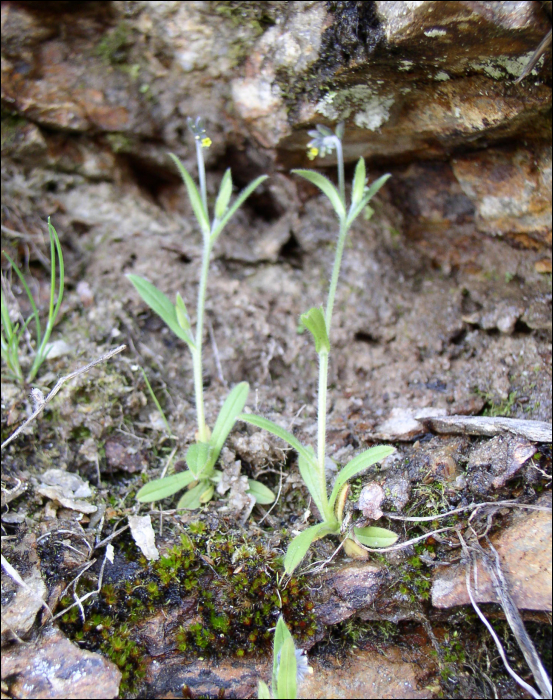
[127,274,195,348]
[351,158,366,208]
[136,471,196,502]
[292,170,346,220]
[346,173,391,228]
[328,445,395,510]
[257,681,272,699]
[335,121,345,140]
[297,451,327,520]
[276,636,297,700]
[273,616,293,683]
[175,292,191,334]
[210,382,249,456]
[238,414,315,466]
[284,522,337,575]
[353,525,399,548]
[168,153,210,237]
[198,483,215,504]
[247,479,275,505]
[211,175,268,243]
[215,168,233,219]
[186,442,215,479]
[176,482,206,510]
[300,307,330,355]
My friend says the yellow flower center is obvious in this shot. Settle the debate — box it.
[307,147,319,160]
[200,137,212,148]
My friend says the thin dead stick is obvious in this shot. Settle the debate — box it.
[382,500,551,523]
[2,345,126,449]
[481,536,552,699]
[258,467,284,526]
[93,524,129,550]
[51,549,110,623]
[458,532,542,700]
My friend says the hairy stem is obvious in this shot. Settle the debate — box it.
[195,139,208,219]
[193,240,212,442]
[317,350,332,520]
[325,218,349,334]
[334,137,345,204]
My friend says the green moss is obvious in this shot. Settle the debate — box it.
[95,23,132,65]
[58,521,316,695]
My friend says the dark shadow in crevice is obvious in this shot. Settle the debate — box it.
[118,152,180,204]
[278,230,303,268]
[354,330,379,344]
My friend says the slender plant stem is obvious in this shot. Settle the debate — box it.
[193,240,212,442]
[325,218,349,334]
[334,137,345,204]
[317,351,330,510]
[195,139,208,220]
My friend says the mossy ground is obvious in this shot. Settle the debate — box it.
[56,520,316,696]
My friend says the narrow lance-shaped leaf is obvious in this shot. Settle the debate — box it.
[136,471,196,502]
[351,157,366,209]
[346,173,391,228]
[214,168,233,219]
[300,307,330,355]
[284,522,337,575]
[297,452,327,521]
[175,293,192,336]
[177,481,206,510]
[277,636,297,700]
[353,525,399,548]
[211,175,268,243]
[210,382,249,455]
[247,479,275,505]
[292,170,346,220]
[127,275,195,347]
[273,616,293,685]
[328,445,395,510]
[257,681,271,699]
[168,153,210,237]
[238,414,317,467]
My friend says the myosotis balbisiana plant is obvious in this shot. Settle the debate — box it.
[240,123,398,573]
[129,118,274,510]
[258,616,311,699]
[1,217,64,384]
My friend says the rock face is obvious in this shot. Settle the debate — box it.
[432,493,552,611]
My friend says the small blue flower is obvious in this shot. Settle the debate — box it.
[306,122,345,159]
[187,116,209,145]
